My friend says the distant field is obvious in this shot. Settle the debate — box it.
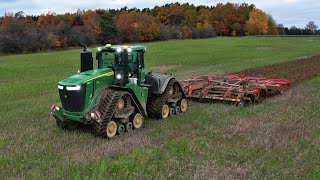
[1,37,320,179]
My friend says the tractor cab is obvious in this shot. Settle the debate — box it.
[96,45,146,86]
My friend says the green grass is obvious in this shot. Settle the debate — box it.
[1,37,320,179]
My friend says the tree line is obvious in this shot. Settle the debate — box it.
[0,2,318,54]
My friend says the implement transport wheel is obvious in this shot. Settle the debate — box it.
[125,122,133,132]
[132,113,143,129]
[179,99,188,112]
[117,124,125,135]
[106,121,117,138]
[162,105,170,119]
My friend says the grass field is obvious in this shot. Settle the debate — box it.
[1,37,320,179]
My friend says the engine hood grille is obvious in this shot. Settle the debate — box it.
[59,84,86,112]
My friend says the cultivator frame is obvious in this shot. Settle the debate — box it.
[180,75,292,105]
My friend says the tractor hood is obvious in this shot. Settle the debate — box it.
[58,68,114,86]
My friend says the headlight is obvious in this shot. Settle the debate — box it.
[58,85,63,90]
[97,47,102,52]
[116,48,122,53]
[127,47,132,53]
[66,86,81,91]
[116,74,122,79]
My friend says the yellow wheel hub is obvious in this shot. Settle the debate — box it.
[133,113,143,129]
[162,105,170,119]
[106,121,117,138]
[180,99,188,112]
[118,98,125,110]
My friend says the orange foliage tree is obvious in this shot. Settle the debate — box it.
[37,12,60,27]
[82,11,102,43]
[246,9,269,35]
[116,11,160,42]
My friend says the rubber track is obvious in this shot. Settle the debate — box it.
[147,79,177,119]
[92,89,123,136]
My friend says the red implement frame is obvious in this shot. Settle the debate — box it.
[180,74,292,105]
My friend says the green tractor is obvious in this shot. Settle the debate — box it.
[51,44,188,138]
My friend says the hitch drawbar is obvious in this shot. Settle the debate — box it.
[179,74,292,105]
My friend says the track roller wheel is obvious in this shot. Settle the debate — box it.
[125,122,133,132]
[169,107,175,116]
[162,105,170,119]
[175,106,181,114]
[132,113,143,129]
[117,94,132,111]
[117,124,125,135]
[106,121,117,138]
[117,98,125,110]
[179,99,188,112]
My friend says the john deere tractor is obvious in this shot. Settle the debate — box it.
[51,44,188,138]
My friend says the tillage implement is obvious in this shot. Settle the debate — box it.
[180,74,292,106]
[51,44,188,138]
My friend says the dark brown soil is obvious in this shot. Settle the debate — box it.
[236,56,320,85]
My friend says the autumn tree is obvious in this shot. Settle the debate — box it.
[182,4,197,27]
[246,9,269,35]
[210,3,240,36]
[196,7,211,29]
[233,3,255,36]
[277,24,286,35]
[37,12,60,27]
[82,10,102,44]
[181,26,192,38]
[268,15,278,35]
[116,11,160,42]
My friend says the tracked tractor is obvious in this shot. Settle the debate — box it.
[51,44,187,138]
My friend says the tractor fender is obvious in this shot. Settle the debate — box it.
[109,86,147,116]
[159,77,175,94]
[145,73,175,95]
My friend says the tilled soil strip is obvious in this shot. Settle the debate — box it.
[236,56,320,85]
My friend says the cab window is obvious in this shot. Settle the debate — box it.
[99,52,115,68]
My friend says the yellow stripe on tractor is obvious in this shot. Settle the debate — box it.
[84,72,114,83]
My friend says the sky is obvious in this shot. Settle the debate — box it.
[0,0,319,28]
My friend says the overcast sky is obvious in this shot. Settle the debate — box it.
[0,0,319,28]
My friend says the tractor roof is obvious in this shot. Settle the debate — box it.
[97,44,146,52]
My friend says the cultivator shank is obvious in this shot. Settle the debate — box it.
[180,75,292,105]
